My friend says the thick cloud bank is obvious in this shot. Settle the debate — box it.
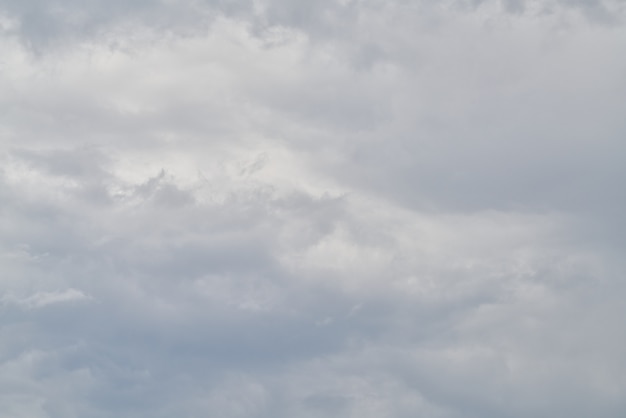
[1,0,625,417]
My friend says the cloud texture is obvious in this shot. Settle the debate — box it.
[1,0,625,416]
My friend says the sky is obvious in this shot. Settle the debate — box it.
[0,0,625,417]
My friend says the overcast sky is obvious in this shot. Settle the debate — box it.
[1,0,625,417]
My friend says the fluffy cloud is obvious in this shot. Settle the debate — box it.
[0,0,625,417]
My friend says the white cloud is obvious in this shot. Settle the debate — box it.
[2,289,92,310]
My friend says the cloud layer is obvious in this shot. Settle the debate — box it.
[1,0,625,417]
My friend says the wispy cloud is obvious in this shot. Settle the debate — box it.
[2,289,92,309]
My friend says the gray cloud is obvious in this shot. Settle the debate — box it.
[0,0,625,417]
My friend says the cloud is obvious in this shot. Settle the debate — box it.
[0,0,625,417]
[2,288,92,310]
